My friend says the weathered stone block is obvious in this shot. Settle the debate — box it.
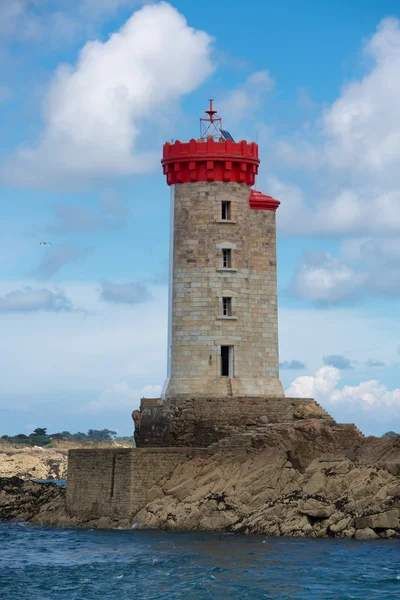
[355,509,399,530]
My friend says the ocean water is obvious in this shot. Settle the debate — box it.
[0,522,399,600]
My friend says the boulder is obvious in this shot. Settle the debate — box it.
[379,529,397,539]
[329,516,352,533]
[354,527,379,540]
[355,509,399,530]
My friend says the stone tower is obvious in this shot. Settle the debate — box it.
[161,102,284,399]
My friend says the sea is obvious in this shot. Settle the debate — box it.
[0,520,399,600]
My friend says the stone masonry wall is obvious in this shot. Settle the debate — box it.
[135,396,335,448]
[66,448,206,521]
[164,181,284,398]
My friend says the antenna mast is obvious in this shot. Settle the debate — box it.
[200,99,223,141]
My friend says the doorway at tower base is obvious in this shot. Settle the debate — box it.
[133,396,335,448]
[162,376,285,400]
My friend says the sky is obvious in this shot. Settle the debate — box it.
[1,0,400,437]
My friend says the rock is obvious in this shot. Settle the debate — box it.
[199,512,238,530]
[293,403,327,420]
[0,448,67,480]
[354,527,379,540]
[303,472,326,496]
[164,478,196,501]
[341,528,356,538]
[379,529,397,539]
[329,516,352,533]
[0,477,66,523]
[147,485,164,502]
[299,498,334,518]
[355,509,399,530]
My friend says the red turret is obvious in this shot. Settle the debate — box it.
[161,102,280,211]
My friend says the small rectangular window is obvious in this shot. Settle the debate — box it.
[221,201,231,220]
[222,297,232,316]
[222,248,231,268]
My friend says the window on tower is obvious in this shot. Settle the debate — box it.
[222,297,232,316]
[221,201,231,220]
[220,345,233,377]
[222,248,231,268]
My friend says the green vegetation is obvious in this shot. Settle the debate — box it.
[382,431,400,438]
[1,428,135,447]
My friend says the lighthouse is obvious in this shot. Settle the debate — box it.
[161,101,284,399]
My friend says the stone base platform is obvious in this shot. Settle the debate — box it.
[66,447,207,522]
[133,396,335,448]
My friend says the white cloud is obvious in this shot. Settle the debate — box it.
[100,280,151,304]
[1,2,214,187]
[279,360,306,370]
[218,70,274,124]
[0,0,146,44]
[289,251,366,305]
[286,365,400,435]
[266,18,400,237]
[0,280,168,399]
[278,306,400,383]
[322,18,400,178]
[82,382,162,413]
[289,239,400,305]
[0,286,73,312]
[322,355,353,370]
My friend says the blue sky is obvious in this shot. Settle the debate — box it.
[1,0,400,437]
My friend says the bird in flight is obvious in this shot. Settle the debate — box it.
[40,241,52,245]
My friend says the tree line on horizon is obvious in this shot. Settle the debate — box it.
[0,427,134,446]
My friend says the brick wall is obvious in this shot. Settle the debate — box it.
[66,448,206,520]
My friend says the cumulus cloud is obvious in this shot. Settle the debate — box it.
[34,244,90,279]
[218,70,274,125]
[279,360,306,370]
[0,0,145,44]
[1,2,214,187]
[289,251,365,305]
[268,18,400,237]
[323,355,353,370]
[285,365,400,435]
[0,286,73,312]
[289,240,400,305]
[82,383,162,413]
[100,280,151,304]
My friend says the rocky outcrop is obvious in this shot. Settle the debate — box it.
[1,419,400,539]
[0,447,68,480]
[133,420,400,539]
[0,477,66,523]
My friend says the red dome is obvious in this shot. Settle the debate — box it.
[249,189,280,212]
